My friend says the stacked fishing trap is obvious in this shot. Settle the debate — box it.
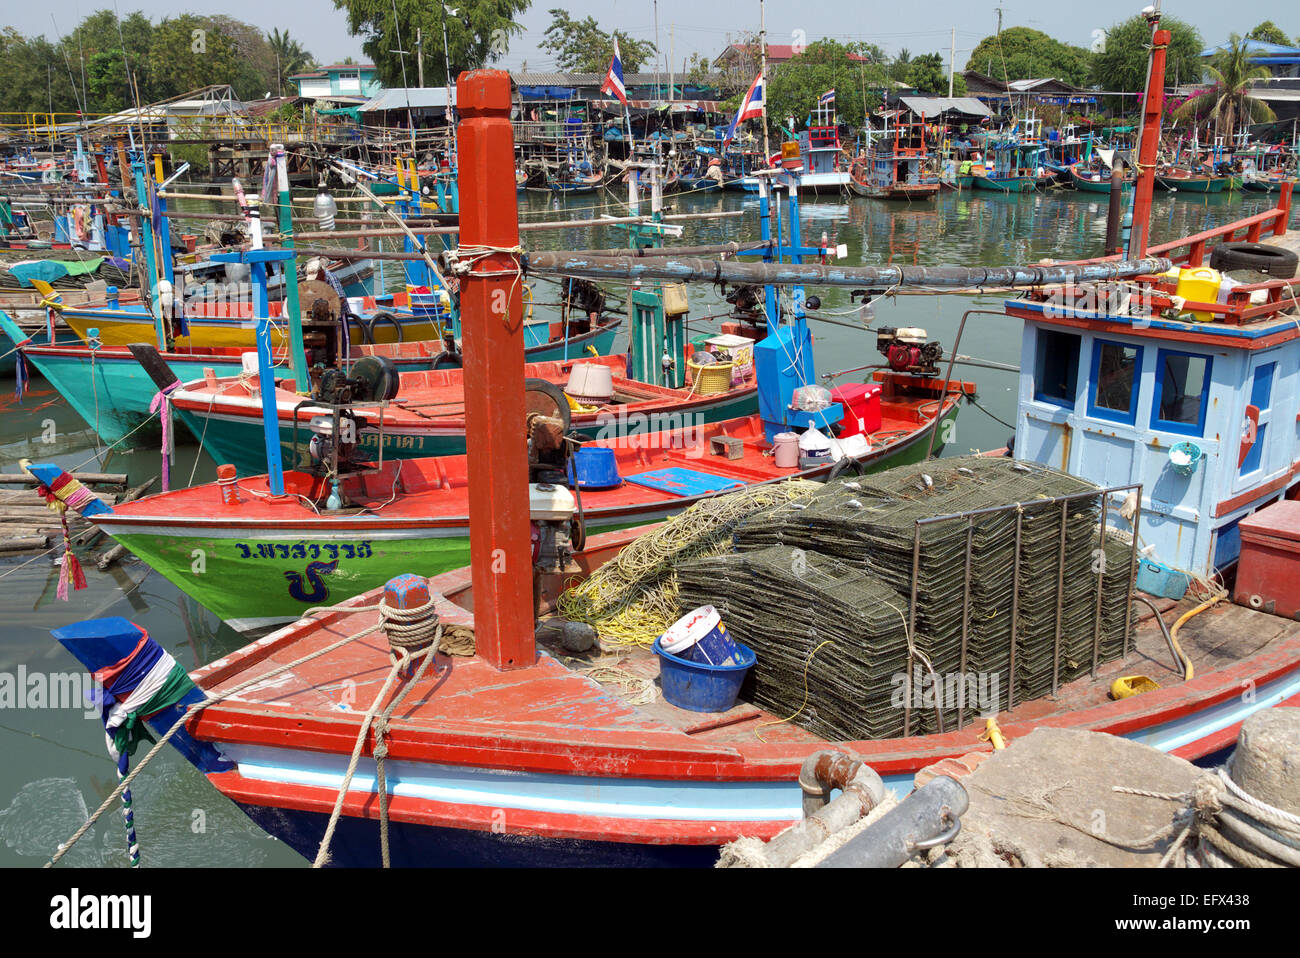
[677,546,914,741]
[675,456,1137,738]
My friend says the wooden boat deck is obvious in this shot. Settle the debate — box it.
[108,397,955,528]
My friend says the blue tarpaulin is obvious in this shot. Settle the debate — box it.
[519,86,578,100]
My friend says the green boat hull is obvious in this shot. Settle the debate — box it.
[1155,176,1226,194]
[101,527,473,626]
[177,387,761,475]
[972,175,1035,193]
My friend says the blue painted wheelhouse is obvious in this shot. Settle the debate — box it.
[1008,288,1300,576]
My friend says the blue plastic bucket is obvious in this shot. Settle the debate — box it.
[568,446,621,489]
[658,605,741,666]
[654,636,755,713]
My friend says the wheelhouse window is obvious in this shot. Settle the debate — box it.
[1088,340,1142,424]
[1151,350,1212,437]
[1033,329,1080,408]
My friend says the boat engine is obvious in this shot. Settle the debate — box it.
[724,283,765,321]
[877,326,943,376]
[307,414,361,471]
[313,355,400,406]
[524,379,585,585]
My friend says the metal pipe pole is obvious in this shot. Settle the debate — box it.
[522,251,1173,291]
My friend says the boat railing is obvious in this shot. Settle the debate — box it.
[901,480,1143,736]
[1073,182,1293,273]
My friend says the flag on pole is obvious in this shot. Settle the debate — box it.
[724,72,765,144]
[601,38,628,106]
[819,89,836,105]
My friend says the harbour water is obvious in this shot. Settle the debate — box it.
[0,185,1280,867]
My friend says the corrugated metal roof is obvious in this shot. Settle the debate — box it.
[360,87,456,112]
[898,96,991,118]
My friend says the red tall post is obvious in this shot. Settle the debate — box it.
[1127,17,1170,260]
[457,70,535,670]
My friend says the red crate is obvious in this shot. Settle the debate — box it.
[830,383,882,438]
[1235,499,1300,619]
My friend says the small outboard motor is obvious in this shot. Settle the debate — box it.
[876,326,944,376]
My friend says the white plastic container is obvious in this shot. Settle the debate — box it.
[565,363,614,404]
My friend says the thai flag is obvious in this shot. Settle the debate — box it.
[724,72,765,144]
[601,38,628,106]
[819,89,836,105]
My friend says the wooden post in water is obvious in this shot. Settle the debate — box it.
[457,70,534,670]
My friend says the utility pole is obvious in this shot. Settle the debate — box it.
[417,27,424,88]
[949,27,955,98]
[654,0,662,99]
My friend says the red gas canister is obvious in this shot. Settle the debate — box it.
[1234,500,1300,619]
[830,383,882,438]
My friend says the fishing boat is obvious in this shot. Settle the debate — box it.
[1153,167,1228,193]
[1069,164,1134,194]
[0,305,623,446]
[30,361,968,628]
[167,347,760,475]
[548,166,604,194]
[846,112,939,202]
[971,118,1045,193]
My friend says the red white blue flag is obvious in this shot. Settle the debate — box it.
[819,89,836,105]
[601,38,628,106]
[725,72,765,143]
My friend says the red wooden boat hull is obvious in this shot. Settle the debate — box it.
[169,521,1300,865]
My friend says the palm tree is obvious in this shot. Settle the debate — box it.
[267,28,315,97]
[1174,34,1275,139]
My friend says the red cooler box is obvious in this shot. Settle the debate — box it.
[830,383,882,438]
[1235,499,1300,618]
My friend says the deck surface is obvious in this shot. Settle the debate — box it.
[190,580,1300,770]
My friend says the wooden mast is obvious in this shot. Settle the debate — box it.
[456,70,535,670]
[1127,8,1169,259]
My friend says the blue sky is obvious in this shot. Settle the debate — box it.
[9,1,1295,75]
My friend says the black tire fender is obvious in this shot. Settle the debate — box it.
[825,456,867,482]
[1208,241,1298,279]
[366,310,404,343]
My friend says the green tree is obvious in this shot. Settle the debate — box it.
[1090,15,1203,91]
[0,28,79,113]
[267,28,316,96]
[62,10,155,112]
[967,26,1093,86]
[906,53,947,94]
[540,9,655,74]
[1245,21,1291,45]
[333,0,530,88]
[765,39,887,135]
[148,16,248,99]
[1173,33,1275,137]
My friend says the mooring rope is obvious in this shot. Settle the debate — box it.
[313,599,442,868]
[1114,766,1300,868]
